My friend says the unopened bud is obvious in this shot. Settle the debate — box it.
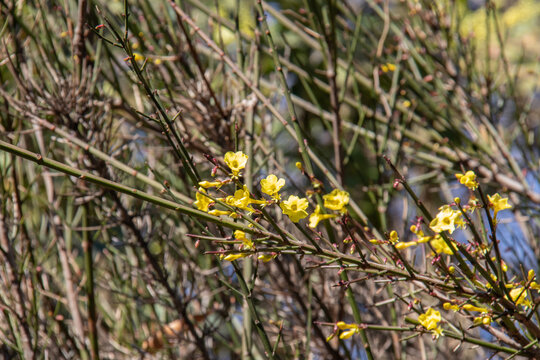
[528,269,535,282]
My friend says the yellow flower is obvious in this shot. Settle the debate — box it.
[455,170,479,190]
[430,235,457,255]
[258,253,277,262]
[234,230,246,240]
[223,185,265,212]
[323,189,350,213]
[473,315,492,326]
[418,308,441,331]
[429,205,463,234]
[462,304,489,313]
[223,253,248,261]
[530,282,540,291]
[431,326,443,339]
[527,268,540,290]
[339,329,356,340]
[198,180,223,189]
[528,269,536,282]
[394,226,433,250]
[418,308,443,338]
[280,195,309,223]
[336,322,359,339]
[221,230,254,262]
[487,193,512,219]
[381,63,396,72]
[443,302,459,312]
[395,241,417,250]
[224,151,248,177]
[501,260,508,272]
[260,174,285,200]
[508,287,531,307]
[225,185,254,212]
[528,270,540,290]
[308,205,337,228]
[133,52,144,61]
[410,225,431,244]
[208,209,232,217]
[389,230,399,243]
[194,188,212,212]
[235,230,253,249]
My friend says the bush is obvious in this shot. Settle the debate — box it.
[0,0,539,358]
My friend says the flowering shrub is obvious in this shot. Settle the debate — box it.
[197,151,527,357]
[194,151,349,231]
[0,0,538,359]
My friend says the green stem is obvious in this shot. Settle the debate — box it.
[0,140,270,237]
[233,262,278,360]
[82,206,99,360]
[253,1,315,180]
[341,271,374,360]
[27,115,191,203]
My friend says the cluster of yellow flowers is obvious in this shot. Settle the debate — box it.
[194,151,350,225]
[429,204,466,234]
[331,170,520,344]
[487,270,540,308]
[454,170,512,219]
[220,230,277,263]
[379,170,512,256]
[392,224,457,255]
[193,151,351,261]
[440,269,540,328]
[500,269,540,308]
[324,321,363,342]
[332,309,444,342]
[455,170,478,190]
[443,302,492,325]
[220,230,254,262]
[381,62,396,73]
